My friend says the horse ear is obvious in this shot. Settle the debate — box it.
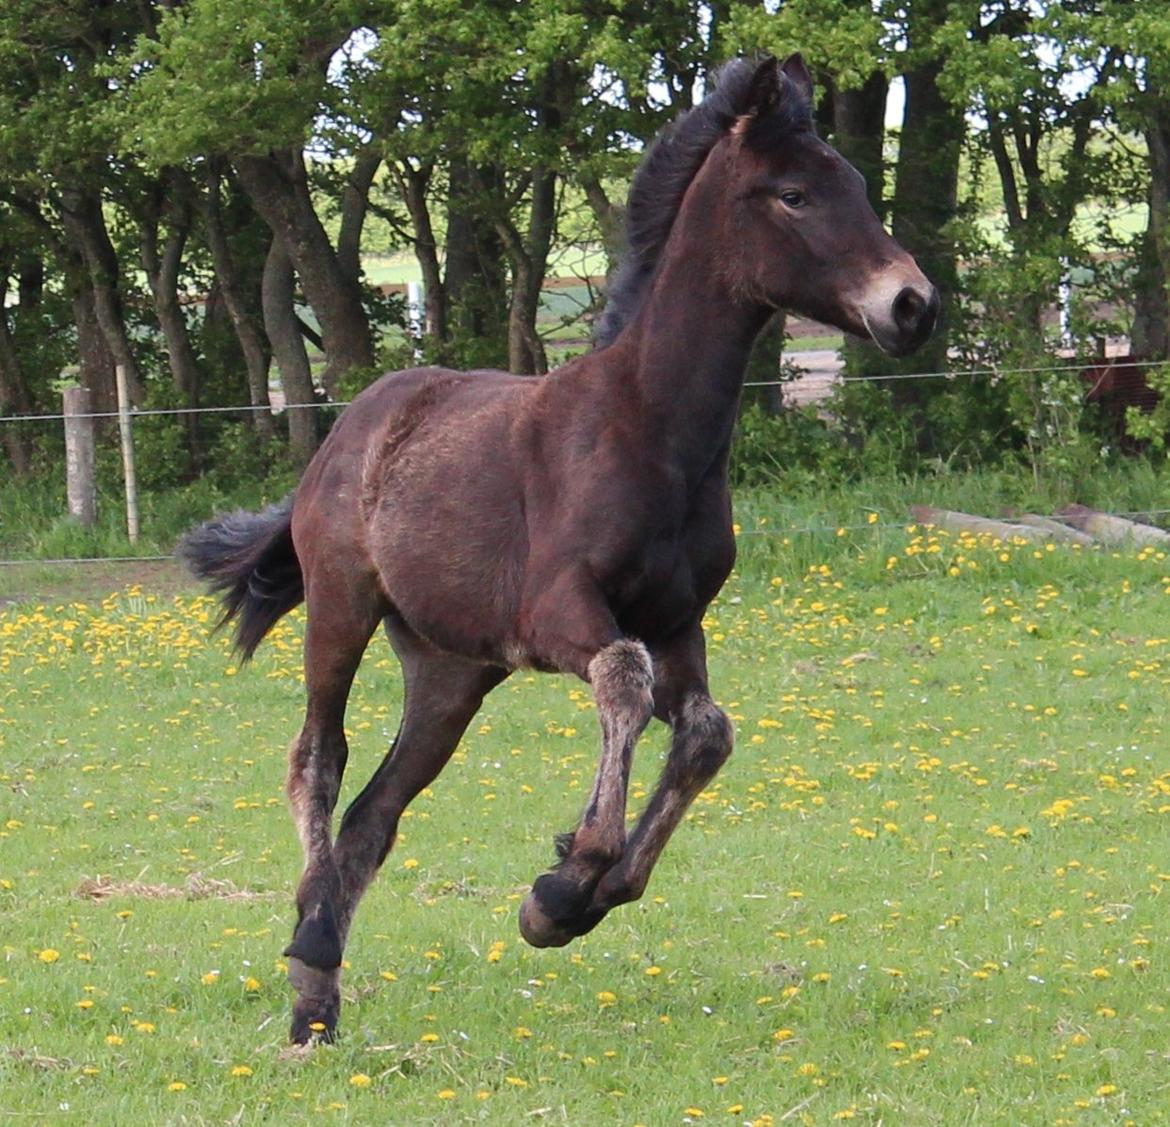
[779,53,814,104]
[745,56,782,116]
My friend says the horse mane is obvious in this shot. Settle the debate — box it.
[594,56,815,349]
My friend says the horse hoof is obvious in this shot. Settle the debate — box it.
[287,956,341,1044]
[519,874,607,947]
[519,892,574,947]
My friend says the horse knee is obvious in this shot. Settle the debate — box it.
[680,696,734,779]
[589,639,654,727]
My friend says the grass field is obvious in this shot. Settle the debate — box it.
[3,518,1170,1124]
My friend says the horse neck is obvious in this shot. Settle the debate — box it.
[613,220,771,483]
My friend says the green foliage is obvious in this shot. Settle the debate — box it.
[1125,365,1170,450]
[731,402,849,489]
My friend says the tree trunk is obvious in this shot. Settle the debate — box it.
[394,160,447,350]
[1138,118,1170,359]
[886,22,965,442]
[892,56,963,373]
[445,159,508,367]
[832,72,888,217]
[17,253,43,311]
[235,147,374,397]
[744,311,787,414]
[0,271,32,476]
[57,185,146,405]
[830,71,891,379]
[202,166,275,438]
[140,178,203,409]
[336,147,381,287]
[497,167,556,375]
[263,238,317,468]
[69,275,117,415]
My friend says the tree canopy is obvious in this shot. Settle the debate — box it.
[0,0,1166,482]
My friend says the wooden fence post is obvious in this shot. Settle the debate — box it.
[62,384,96,527]
[114,363,140,544]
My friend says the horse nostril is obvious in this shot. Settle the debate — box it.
[892,286,926,334]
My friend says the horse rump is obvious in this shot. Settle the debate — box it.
[177,495,304,661]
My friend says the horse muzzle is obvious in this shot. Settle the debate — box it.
[861,279,940,358]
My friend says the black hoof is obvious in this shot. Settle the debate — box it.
[287,956,341,1045]
[289,1002,339,1045]
[519,873,607,947]
[283,901,342,970]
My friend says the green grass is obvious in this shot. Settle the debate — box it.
[4,514,1170,1123]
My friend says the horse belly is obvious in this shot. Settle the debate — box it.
[362,412,528,664]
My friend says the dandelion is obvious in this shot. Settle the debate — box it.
[349,1073,373,1088]
[230,1065,253,1077]
[167,1081,187,1092]
[37,948,60,963]
[437,1089,456,1100]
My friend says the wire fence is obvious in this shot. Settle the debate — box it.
[1,353,1164,572]
[0,355,1161,427]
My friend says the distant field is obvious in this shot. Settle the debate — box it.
[4,518,1170,1123]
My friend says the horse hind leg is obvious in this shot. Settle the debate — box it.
[282,586,383,1044]
[330,623,506,958]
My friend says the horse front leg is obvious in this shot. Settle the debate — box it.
[519,637,654,947]
[588,625,734,921]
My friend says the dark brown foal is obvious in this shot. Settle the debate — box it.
[180,52,937,1042]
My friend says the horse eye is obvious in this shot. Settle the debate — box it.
[778,189,806,209]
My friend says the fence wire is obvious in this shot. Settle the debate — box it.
[0,355,1160,426]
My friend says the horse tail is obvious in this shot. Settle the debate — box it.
[177,495,303,661]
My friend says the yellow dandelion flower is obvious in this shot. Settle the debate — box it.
[349,1073,373,1088]
[38,948,60,963]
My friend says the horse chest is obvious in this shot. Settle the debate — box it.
[609,518,735,642]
